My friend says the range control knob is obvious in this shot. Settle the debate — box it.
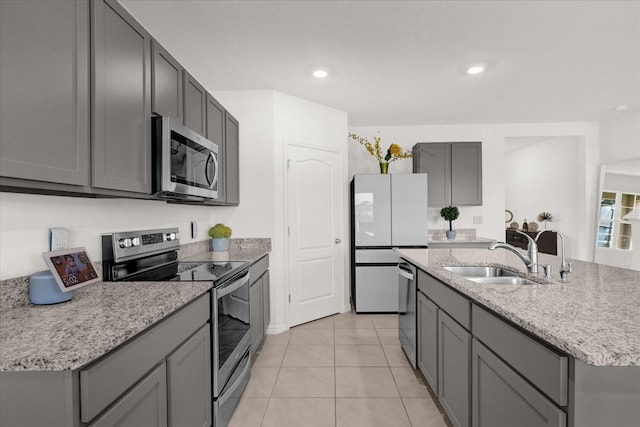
[165,232,177,241]
[131,237,141,247]
[118,238,132,248]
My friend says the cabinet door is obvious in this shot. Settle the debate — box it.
[89,362,167,427]
[438,311,470,427]
[262,271,270,335]
[413,143,451,207]
[451,142,482,206]
[206,94,226,202]
[0,0,90,186]
[92,0,151,194]
[472,339,566,427]
[151,40,183,121]
[418,292,438,394]
[183,72,206,136]
[167,324,212,427]
[224,111,240,205]
[250,276,264,351]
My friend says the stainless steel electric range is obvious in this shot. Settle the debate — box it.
[102,227,251,427]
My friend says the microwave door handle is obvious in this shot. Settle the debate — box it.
[205,152,219,190]
[216,272,250,298]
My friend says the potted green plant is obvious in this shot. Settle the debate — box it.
[440,205,459,240]
[208,223,232,251]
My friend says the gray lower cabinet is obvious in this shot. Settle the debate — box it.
[472,339,566,427]
[250,274,264,351]
[412,142,482,207]
[0,0,90,187]
[184,72,207,136]
[438,310,471,427]
[92,0,152,194]
[224,111,240,205]
[249,255,270,352]
[167,324,212,427]
[89,362,168,427]
[151,40,183,121]
[0,293,210,427]
[418,291,438,393]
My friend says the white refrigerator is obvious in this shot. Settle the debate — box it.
[350,173,428,312]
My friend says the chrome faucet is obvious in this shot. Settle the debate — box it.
[488,230,542,274]
[536,230,572,282]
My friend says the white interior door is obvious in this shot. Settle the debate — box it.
[286,143,344,327]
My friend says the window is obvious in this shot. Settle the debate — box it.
[597,191,640,250]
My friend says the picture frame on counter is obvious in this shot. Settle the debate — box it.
[42,247,100,292]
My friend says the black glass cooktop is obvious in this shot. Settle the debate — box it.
[171,261,249,283]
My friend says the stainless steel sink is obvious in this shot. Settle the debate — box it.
[443,265,519,278]
[466,277,540,286]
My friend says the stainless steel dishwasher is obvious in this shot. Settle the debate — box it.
[398,261,417,368]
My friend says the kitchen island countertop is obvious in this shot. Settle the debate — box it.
[396,248,640,367]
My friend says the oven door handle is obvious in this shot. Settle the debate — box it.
[216,272,250,298]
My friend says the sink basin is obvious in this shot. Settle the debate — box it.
[466,277,540,286]
[443,265,519,278]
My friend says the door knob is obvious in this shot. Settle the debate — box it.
[335,238,342,244]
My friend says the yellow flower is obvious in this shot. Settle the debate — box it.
[389,144,402,156]
[348,132,412,163]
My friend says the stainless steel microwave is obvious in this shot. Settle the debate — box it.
[152,116,219,201]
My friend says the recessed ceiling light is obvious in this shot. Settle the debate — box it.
[614,105,628,112]
[467,65,485,75]
[313,69,328,78]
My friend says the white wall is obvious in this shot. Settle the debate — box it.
[348,123,600,261]
[505,137,581,258]
[599,110,640,164]
[210,90,349,333]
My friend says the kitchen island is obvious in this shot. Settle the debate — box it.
[397,247,640,427]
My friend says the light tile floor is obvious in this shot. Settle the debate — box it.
[229,311,449,427]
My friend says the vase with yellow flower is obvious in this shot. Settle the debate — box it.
[348,132,412,174]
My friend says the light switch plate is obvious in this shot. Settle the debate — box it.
[49,227,69,250]
[473,216,483,225]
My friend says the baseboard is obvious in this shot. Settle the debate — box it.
[265,322,288,335]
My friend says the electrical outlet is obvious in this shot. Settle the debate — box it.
[49,228,69,250]
[432,215,440,224]
[473,216,483,225]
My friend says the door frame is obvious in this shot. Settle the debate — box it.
[283,139,349,328]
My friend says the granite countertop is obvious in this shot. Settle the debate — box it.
[182,247,270,263]
[396,248,640,367]
[428,236,495,244]
[0,280,211,372]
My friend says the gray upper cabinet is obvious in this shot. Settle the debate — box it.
[92,0,152,194]
[413,143,451,206]
[225,111,240,205]
[451,142,482,206]
[413,142,482,206]
[206,94,227,202]
[183,72,206,136]
[151,40,183,121]
[0,0,90,186]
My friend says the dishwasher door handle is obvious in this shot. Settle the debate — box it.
[398,268,415,281]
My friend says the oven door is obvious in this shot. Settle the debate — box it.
[213,271,251,396]
[153,116,219,200]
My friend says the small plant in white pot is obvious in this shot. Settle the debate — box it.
[208,223,232,252]
[440,205,459,240]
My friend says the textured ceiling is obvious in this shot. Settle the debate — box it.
[121,0,640,126]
